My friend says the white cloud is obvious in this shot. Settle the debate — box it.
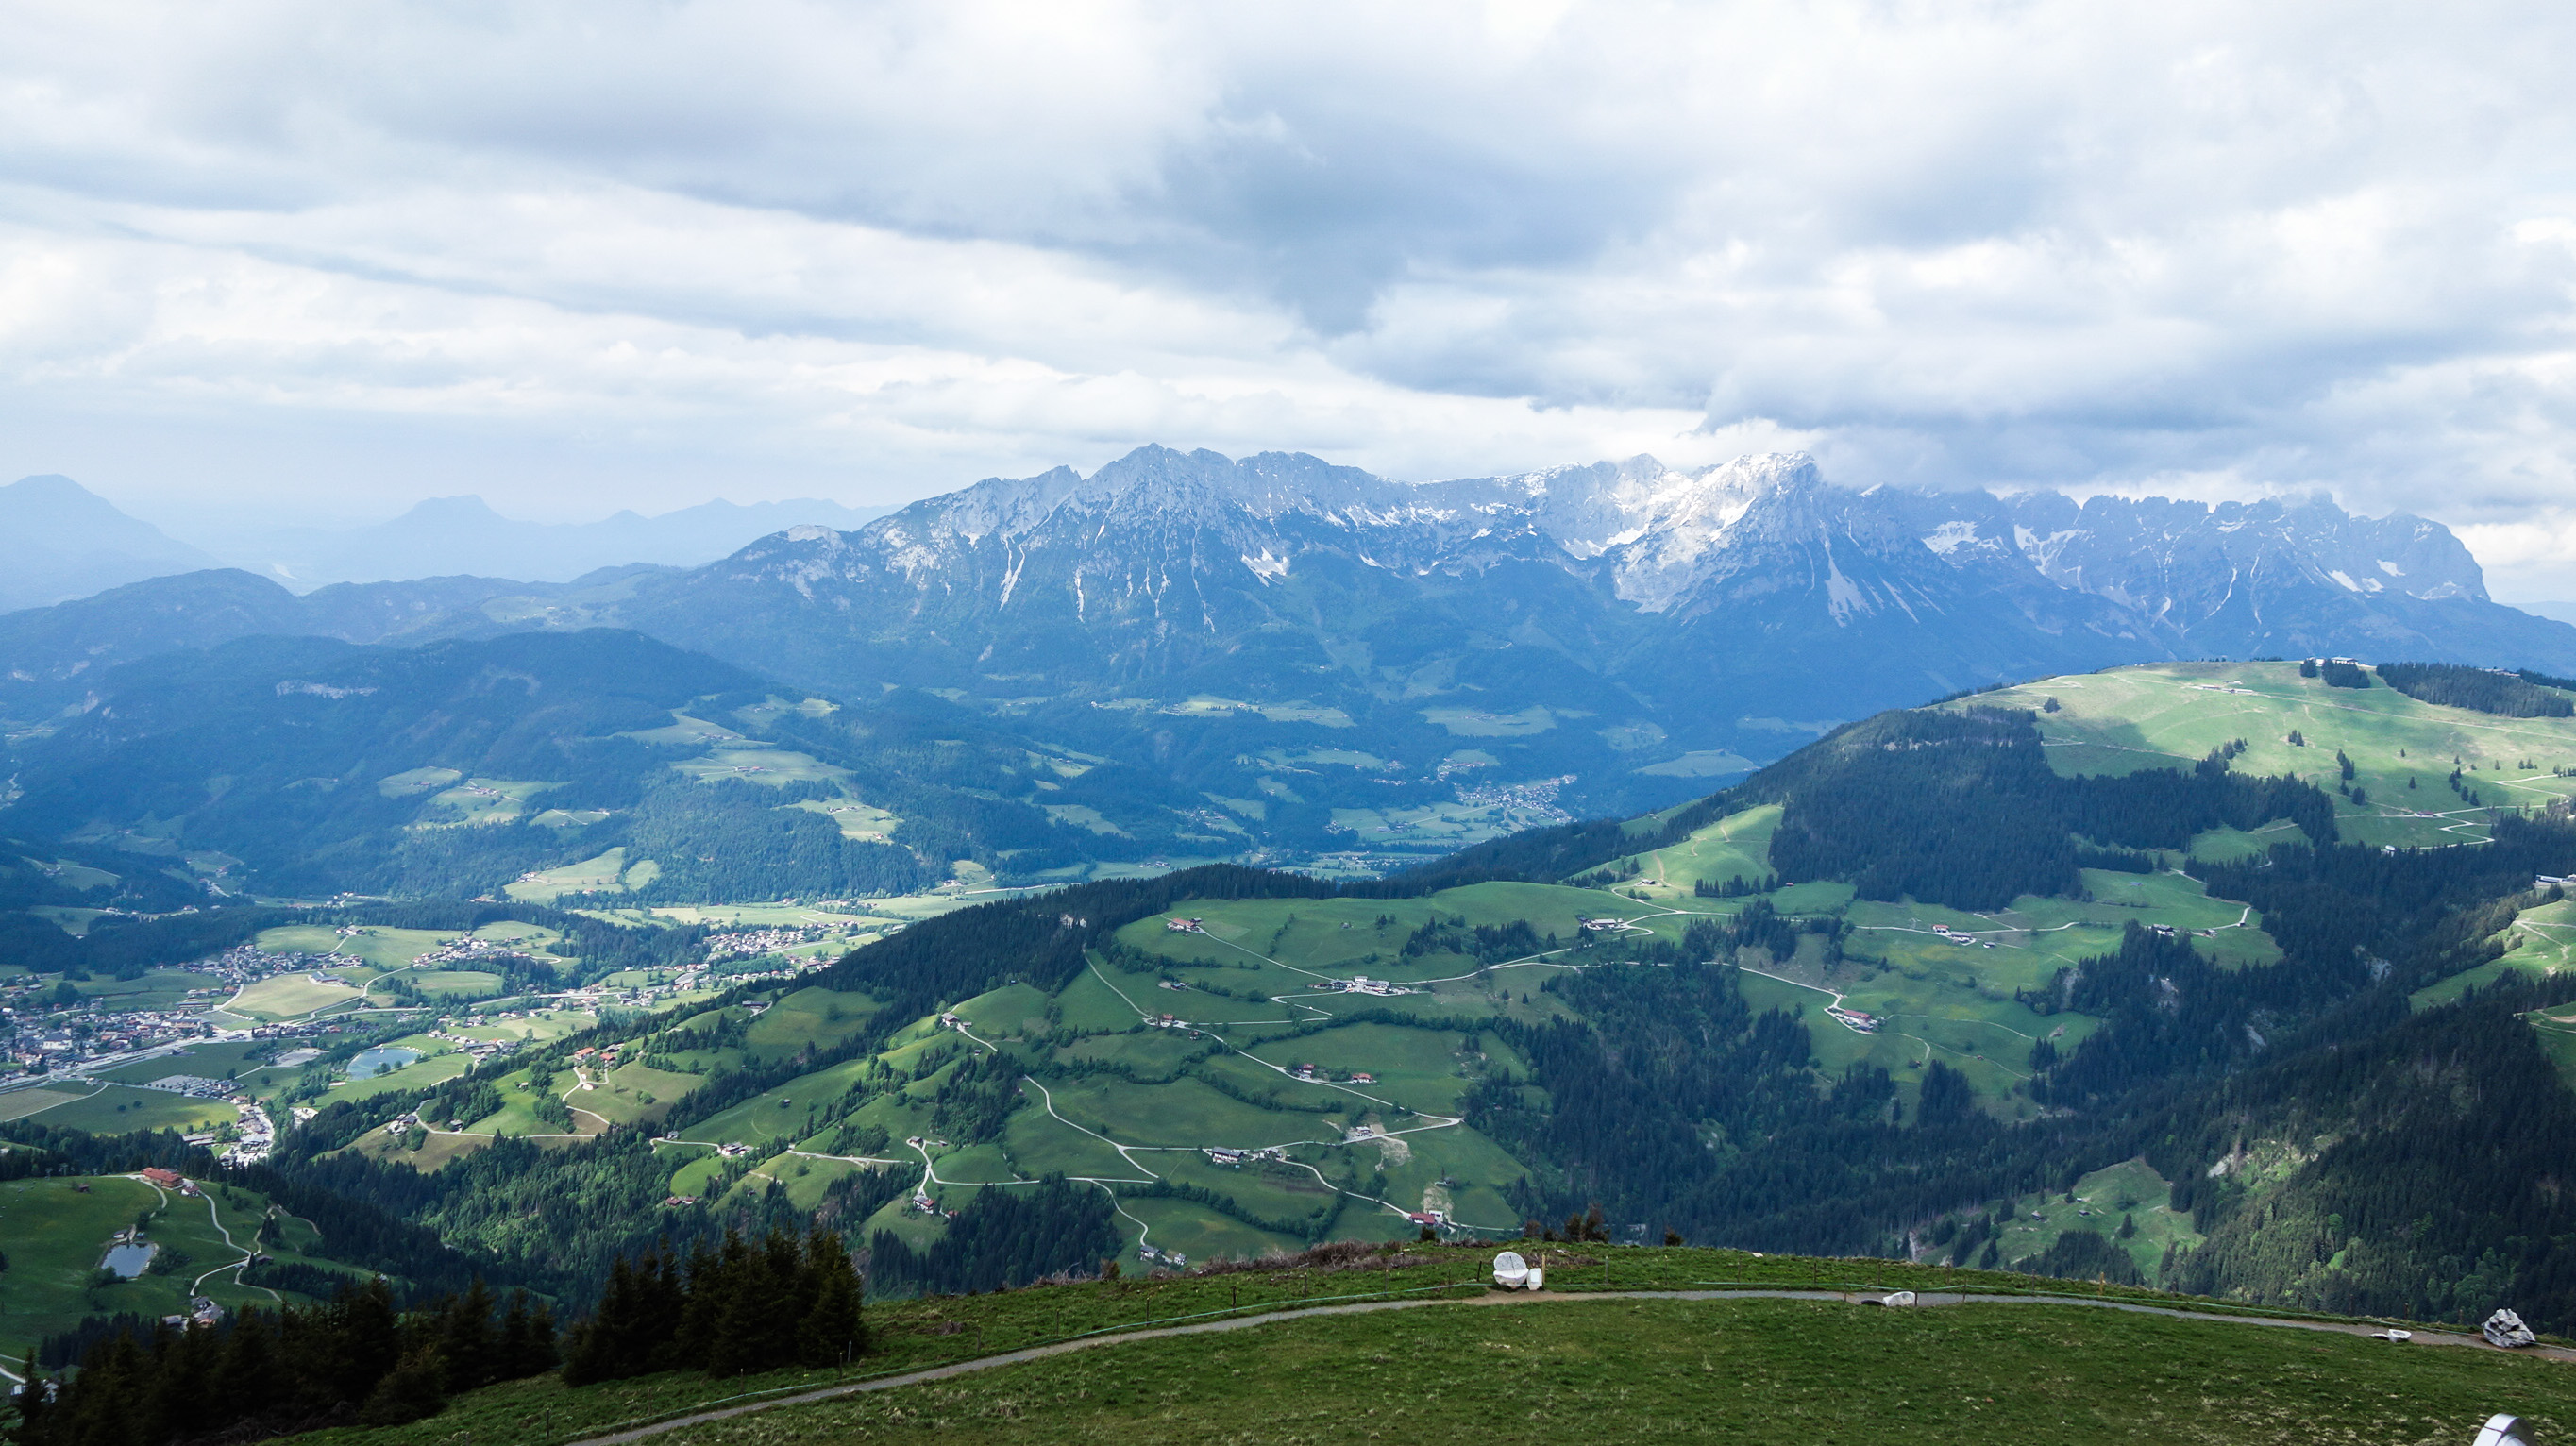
[0,0,2572,579]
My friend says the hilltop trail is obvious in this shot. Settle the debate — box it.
[563,1286,2575,1446]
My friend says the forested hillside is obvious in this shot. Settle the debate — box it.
[14,655,2576,1438]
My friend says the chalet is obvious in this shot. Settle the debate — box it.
[1205,1147,1247,1165]
[1351,1072,1375,1084]
[140,1167,183,1188]
[1824,1005,1880,1034]
[1165,917,1206,933]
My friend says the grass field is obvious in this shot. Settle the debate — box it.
[652,1296,2576,1446]
[669,747,850,789]
[2528,1003,2576,1092]
[1962,661,2576,849]
[92,1039,271,1084]
[508,848,634,903]
[13,1083,239,1133]
[226,972,366,1021]
[0,1086,93,1123]
[415,776,557,827]
[256,924,458,969]
[0,1173,328,1362]
[272,1243,2576,1446]
[2415,897,2576,1010]
[1994,1157,2203,1286]
[73,967,223,1013]
[407,969,506,998]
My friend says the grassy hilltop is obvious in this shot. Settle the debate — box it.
[0,1170,366,1366]
[261,1244,2576,1446]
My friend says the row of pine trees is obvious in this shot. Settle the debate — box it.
[14,1278,556,1446]
[563,1228,865,1384]
[9,1219,870,1446]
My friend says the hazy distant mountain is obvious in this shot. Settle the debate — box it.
[0,474,221,612]
[231,494,900,587]
[0,567,598,720]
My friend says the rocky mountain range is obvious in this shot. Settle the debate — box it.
[6,446,2570,838]
[599,446,2574,754]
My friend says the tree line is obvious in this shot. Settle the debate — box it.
[560,1228,863,1383]
[16,1277,556,1446]
[2376,661,2575,717]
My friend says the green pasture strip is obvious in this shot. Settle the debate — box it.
[273,1249,2567,1446]
[634,1297,2576,1446]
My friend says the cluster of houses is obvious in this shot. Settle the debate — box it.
[1203,1145,1289,1167]
[1451,773,1580,827]
[1165,917,1208,933]
[1287,1063,1375,1084]
[220,1101,277,1164]
[140,1073,238,1098]
[1825,1004,1881,1034]
[1137,1243,1187,1268]
[705,924,842,962]
[1324,975,1408,997]
[424,1028,520,1066]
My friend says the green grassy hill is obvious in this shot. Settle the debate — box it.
[1965,660,2576,849]
[265,661,2576,1302]
[0,1170,361,1365]
[262,1245,2576,1446]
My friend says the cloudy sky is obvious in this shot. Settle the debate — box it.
[6,1,2575,596]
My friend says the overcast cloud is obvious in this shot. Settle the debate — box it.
[4,1,2574,595]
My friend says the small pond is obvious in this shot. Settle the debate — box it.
[102,1242,158,1278]
[346,1046,421,1080]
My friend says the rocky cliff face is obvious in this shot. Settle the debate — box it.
[1885,486,2563,666]
[608,449,2315,776]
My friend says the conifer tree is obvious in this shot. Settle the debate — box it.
[358,1346,447,1427]
[797,1231,865,1367]
[439,1278,497,1392]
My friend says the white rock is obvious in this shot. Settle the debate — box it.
[2481,1309,2537,1349]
